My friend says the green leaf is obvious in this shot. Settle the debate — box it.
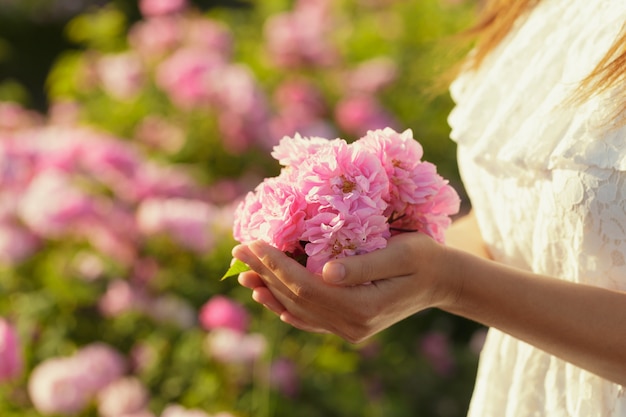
[220,258,250,280]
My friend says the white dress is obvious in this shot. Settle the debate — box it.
[448,0,626,415]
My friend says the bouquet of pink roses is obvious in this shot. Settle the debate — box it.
[226,127,460,276]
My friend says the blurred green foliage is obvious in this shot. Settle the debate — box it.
[0,1,486,416]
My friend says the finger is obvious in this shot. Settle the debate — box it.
[279,311,330,335]
[322,233,422,285]
[246,241,322,296]
[233,243,298,302]
[252,287,286,316]
[236,242,325,315]
[237,270,265,289]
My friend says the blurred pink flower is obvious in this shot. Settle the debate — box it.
[147,295,196,329]
[134,115,185,154]
[212,64,271,153]
[82,202,138,265]
[0,102,43,131]
[204,328,267,364]
[185,18,233,58]
[139,0,187,17]
[75,343,127,393]
[269,79,337,139]
[29,342,126,414]
[48,100,81,126]
[18,171,96,238]
[273,79,327,118]
[270,358,299,397]
[119,411,157,417]
[199,295,249,333]
[263,0,337,68]
[136,197,215,252]
[0,219,39,265]
[97,377,149,417]
[99,279,147,317]
[345,57,398,94]
[161,404,211,417]
[335,95,399,137]
[96,52,145,101]
[71,251,106,281]
[28,358,93,415]
[155,48,225,109]
[128,17,183,59]
[130,343,158,374]
[0,319,22,382]
[132,162,197,201]
[419,331,455,377]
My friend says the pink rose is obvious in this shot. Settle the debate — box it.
[199,295,249,333]
[270,133,333,168]
[233,174,307,253]
[297,139,389,214]
[0,319,22,382]
[232,128,459,273]
[302,211,389,273]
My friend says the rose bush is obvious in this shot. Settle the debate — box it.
[0,0,485,416]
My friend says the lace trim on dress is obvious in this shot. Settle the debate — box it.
[448,0,626,179]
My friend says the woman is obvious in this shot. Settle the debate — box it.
[233,0,626,415]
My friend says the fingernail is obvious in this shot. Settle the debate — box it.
[323,262,345,283]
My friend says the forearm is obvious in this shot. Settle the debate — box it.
[439,247,626,385]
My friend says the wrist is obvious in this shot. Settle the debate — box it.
[428,244,467,311]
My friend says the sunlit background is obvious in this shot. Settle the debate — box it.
[0,1,486,416]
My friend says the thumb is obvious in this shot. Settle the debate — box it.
[320,252,392,286]
[321,233,426,286]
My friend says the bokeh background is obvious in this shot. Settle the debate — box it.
[0,0,487,416]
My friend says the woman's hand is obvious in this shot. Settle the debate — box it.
[233,232,458,343]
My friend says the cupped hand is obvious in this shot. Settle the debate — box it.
[233,232,455,343]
